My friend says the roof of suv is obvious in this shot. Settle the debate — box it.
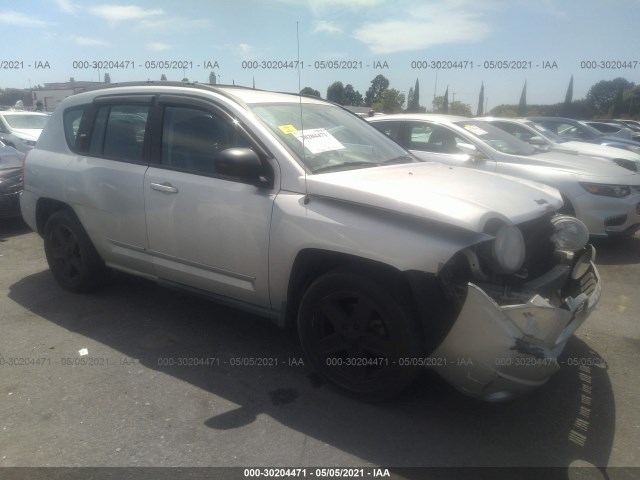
[76,81,327,106]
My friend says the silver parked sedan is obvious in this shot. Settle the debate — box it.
[369,114,640,237]
[478,117,640,172]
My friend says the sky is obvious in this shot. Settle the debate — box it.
[1,0,639,111]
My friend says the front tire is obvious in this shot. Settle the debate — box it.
[43,209,107,292]
[297,269,425,400]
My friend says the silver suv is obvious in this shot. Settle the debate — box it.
[21,82,601,401]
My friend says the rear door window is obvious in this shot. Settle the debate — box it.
[90,104,150,163]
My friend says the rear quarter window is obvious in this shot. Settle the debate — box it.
[63,106,90,152]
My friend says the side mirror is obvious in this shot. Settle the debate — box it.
[457,142,484,161]
[528,135,547,146]
[215,148,263,181]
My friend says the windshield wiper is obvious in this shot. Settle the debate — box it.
[382,154,415,164]
[312,161,378,173]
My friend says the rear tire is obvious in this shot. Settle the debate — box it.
[297,268,424,400]
[43,209,108,292]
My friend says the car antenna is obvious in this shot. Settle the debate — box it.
[297,21,310,205]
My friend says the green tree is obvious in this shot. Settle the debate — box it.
[587,78,635,115]
[563,75,573,116]
[476,82,485,116]
[300,87,321,98]
[623,86,640,116]
[450,101,473,117]
[610,88,625,116]
[344,84,363,106]
[160,74,167,81]
[517,81,527,116]
[326,81,346,104]
[104,73,111,84]
[489,104,518,117]
[372,88,405,113]
[407,78,421,112]
[209,72,217,84]
[442,86,449,113]
[431,95,470,116]
[0,88,29,107]
[365,74,389,107]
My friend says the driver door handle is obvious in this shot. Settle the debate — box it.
[150,182,179,194]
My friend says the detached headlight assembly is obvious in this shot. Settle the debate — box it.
[551,215,589,251]
[492,224,525,273]
[580,182,630,198]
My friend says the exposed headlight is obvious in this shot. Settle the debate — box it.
[492,224,525,273]
[625,145,640,154]
[579,182,630,198]
[551,215,589,251]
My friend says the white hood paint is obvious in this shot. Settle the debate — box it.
[302,163,562,233]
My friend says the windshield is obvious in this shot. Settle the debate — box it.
[578,121,607,137]
[524,121,566,143]
[2,114,49,130]
[453,120,538,155]
[250,102,412,173]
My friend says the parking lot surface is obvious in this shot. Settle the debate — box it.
[1,218,639,474]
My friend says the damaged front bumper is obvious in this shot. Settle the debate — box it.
[429,252,601,402]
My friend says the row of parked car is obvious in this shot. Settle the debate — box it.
[10,82,640,402]
[367,115,640,237]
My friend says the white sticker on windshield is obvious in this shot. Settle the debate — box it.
[292,128,345,154]
[463,124,489,136]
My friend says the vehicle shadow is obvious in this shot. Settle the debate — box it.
[8,271,615,472]
[0,217,31,241]
[591,233,640,266]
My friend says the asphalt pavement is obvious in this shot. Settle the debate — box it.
[1,217,638,478]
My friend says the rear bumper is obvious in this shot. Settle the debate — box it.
[18,190,38,231]
[429,259,601,401]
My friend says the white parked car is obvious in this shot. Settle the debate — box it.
[21,83,601,401]
[369,114,640,237]
[479,117,640,172]
[0,110,50,153]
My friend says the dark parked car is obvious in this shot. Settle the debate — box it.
[529,117,640,154]
[0,141,24,218]
[585,121,640,142]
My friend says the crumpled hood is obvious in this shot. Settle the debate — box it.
[302,163,562,233]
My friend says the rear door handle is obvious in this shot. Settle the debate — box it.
[150,182,179,194]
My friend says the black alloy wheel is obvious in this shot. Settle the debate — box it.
[298,269,424,400]
[44,209,107,292]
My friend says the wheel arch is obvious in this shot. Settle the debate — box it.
[286,249,459,347]
[35,198,75,236]
[282,249,413,328]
